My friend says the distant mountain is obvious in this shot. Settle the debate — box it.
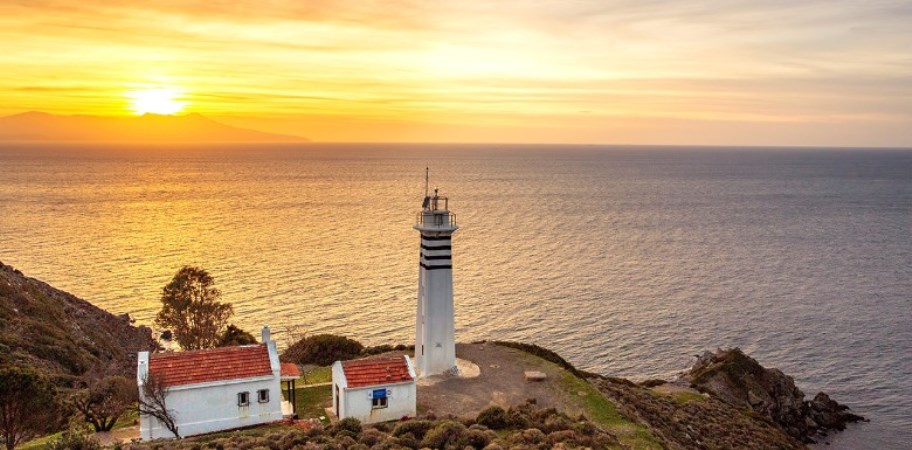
[0,111,308,142]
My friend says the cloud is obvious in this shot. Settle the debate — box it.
[1,0,910,145]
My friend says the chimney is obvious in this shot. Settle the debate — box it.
[261,325,271,344]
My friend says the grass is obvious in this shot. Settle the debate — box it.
[558,371,663,450]
[20,409,140,449]
[19,431,62,449]
[170,423,293,444]
[671,391,706,405]
[301,366,332,385]
[287,384,333,423]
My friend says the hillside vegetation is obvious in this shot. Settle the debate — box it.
[0,262,155,384]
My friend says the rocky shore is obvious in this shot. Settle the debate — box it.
[2,262,866,449]
[684,348,866,443]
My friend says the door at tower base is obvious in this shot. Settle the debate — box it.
[331,356,417,424]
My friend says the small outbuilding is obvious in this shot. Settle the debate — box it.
[332,356,417,424]
[137,327,288,440]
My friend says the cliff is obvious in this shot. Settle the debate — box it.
[0,262,155,384]
[684,348,865,442]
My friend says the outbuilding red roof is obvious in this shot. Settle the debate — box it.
[281,362,301,379]
[149,345,273,387]
[341,357,413,388]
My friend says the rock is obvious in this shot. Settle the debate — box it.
[524,371,547,382]
[685,348,865,443]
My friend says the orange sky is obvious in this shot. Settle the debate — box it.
[1,1,910,146]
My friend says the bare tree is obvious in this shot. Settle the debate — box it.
[136,373,180,439]
[155,266,233,350]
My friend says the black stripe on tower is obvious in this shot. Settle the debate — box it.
[421,235,451,241]
[421,254,451,261]
[420,262,452,270]
[421,244,452,251]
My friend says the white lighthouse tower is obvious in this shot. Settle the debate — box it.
[414,171,458,377]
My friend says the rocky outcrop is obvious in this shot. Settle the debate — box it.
[685,348,865,442]
[593,377,807,450]
[0,262,155,384]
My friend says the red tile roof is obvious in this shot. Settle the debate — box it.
[149,345,273,387]
[342,357,413,388]
[280,362,301,379]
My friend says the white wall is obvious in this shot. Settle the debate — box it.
[416,264,457,376]
[138,333,285,440]
[332,357,417,424]
[140,376,283,440]
[331,362,345,418]
[339,381,416,424]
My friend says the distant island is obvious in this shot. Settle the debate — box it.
[0,111,309,143]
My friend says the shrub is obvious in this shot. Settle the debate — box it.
[362,344,394,356]
[333,417,363,436]
[392,419,434,440]
[281,334,365,366]
[541,414,572,433]
[547,430,579,446]
[392,433,419,450]
[506,408,530,429]
[476,406,509,430]
[48,426,102,450]
[334,435,357,448]
[217,324,258,347]
[462,428,494,449]
[515,428,546,445]
[421,420,467,449]
[359,428,387,446]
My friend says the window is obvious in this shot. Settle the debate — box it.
[238,391,250,407]
[372,397,388,409]
[257,389,269,403]
[371,388,388,409]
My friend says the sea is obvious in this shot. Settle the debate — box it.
[0,144,909,448]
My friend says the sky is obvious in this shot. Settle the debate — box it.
[1,0,911,146]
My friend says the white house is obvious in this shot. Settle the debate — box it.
[137,326,295,440]
[332,356,417,424]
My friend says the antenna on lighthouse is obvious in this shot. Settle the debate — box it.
[422,164,431,209]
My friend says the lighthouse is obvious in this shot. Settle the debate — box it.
[414,173,458,377]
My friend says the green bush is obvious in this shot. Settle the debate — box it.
[462,428,494,449]
[48,426,102,450]
[217,324,258,347]
[476,406,509,430]
[333,417,363,436]
[391,419,434,440]
[281,334,365,366]
[421,420,467,449]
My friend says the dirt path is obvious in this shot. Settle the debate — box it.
[416,343,583,418]
[95,425,139,446]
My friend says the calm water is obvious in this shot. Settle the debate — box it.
[1,144,910,447]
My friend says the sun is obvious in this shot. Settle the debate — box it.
[127,88,187,115]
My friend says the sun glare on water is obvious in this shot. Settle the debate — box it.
[128,88,187,115]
